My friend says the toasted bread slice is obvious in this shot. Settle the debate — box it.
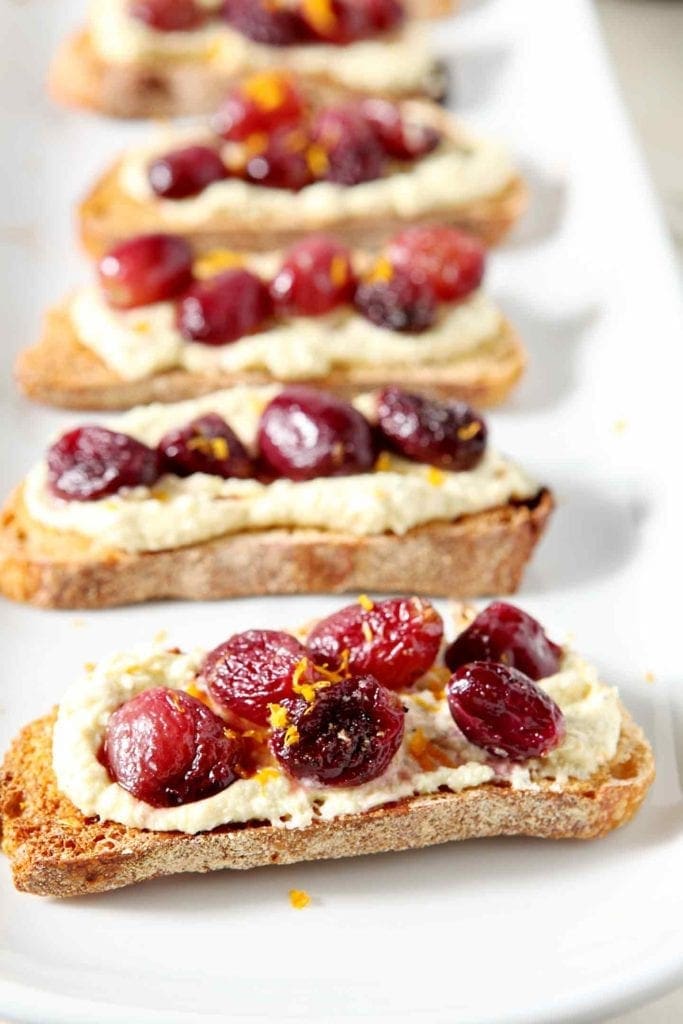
[0,701,654,896]
[78,102,527,256]
[49,20,450,120]
[0,487,553,609]
[15,304,526,412]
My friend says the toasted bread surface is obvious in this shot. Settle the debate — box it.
[77,100,527,255]
[0,487,553,608]
[0,703,655,896]
[80,167,527,257]
[15,304,526,411]
[49,25,448,119]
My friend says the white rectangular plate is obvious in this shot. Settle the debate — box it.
[0,1,681,1022]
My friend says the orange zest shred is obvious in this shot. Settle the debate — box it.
[268,703,289,729]
[255,766,280,785]
[284,128,307,153]
[426,466,446,487]
[193,249,244,279]
[284,724,300,747]
[242,70,289,110]
[245,131,269,157]
[306,143,329,177]
[185,681,209,705]
[132,320,151,334]
[329,253,349,287]
[150,489,170,502]
[302,0,336,32]
[187,434,230,461]
[457,421,482,441]
[374,451,392,473]
[408,729,455,771]
[358,593,374,611]
[361,621,374,644]
[168,691,185,714]
[289,888,311,910]
[366,256,394,284]
[292,658,320,703]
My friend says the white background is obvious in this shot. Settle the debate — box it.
[0,1,682,1021]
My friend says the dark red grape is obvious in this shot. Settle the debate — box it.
[445,602,562,681]
[446,661,566,761]
[149,145,227,200]
[176,268,272,345]
[158,413,253,479]
[354,267,436,332]
[271,675,405,786]
[387,226,485,302]
[203,629,307,726]
[258,386,375,480]
[307,596,443,690]
[98,234,193,310]
[270,235,355,316]
[104,687,242,807]
[47,426,160,501]
[376,387,487,470]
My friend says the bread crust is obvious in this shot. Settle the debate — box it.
[49,24,450,120]
[15,303,526,411]
[77,101,528,256]
[0,703,655,897]
[0,487,553,609]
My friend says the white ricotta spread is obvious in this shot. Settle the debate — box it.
[52,644,623,834]
[69,284,504,382]
[118,126,515,229]
[23,386,538,552]
[88,0,435,95]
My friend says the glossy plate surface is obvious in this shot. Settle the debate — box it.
[0,0,681,1021]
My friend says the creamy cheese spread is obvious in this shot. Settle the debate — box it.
[88,0,435,95]
[69,285,505,382]
[117,127,515,229]
[52,643,623,834]
[23,386,538,552]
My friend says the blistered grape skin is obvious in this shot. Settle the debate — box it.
[97,234,194,310]
[176,268,272,345]
[271,675,405,787]
[202,629,308,726]
[376,387,487,471]
[446,661,566,761]
[148,145,227,200]
[361,99,441,160]
[311,105,385,186]
[47,426,160,501]
[103,687,242,807]
[269,236,355,316]
[306,596,444,690]
[213,73,305,141]
[157,413,253,480]
[387,226,485,303]
[243,126,315,191]
[257,387,376,481]
[354,269,436,332]
[444,602,563,681]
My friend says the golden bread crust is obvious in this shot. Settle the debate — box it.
[76,99,528,255]
[0,703,655,897]
[15,304,526,411]
[0,486,553,608]
[49,25,450,119]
